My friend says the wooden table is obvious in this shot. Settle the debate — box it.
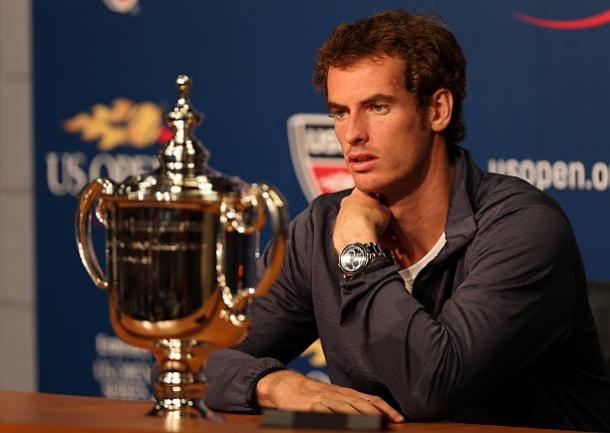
[0,390,580,433]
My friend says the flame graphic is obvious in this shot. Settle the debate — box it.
[63,98,169,150]
[301,339,327,367]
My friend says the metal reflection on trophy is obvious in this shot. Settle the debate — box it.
[75,75,288,418]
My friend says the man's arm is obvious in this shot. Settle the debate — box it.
[204,206,319,412]
[204,197,404,422]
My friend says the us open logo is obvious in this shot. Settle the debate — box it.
[46,98,169,196]
[287,113,354,202]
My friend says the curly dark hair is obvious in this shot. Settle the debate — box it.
[313,10,467,146]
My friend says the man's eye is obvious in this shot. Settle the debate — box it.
[370,104,389,114]
[329,110,347,119]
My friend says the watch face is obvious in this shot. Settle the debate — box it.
[339,243,369,274]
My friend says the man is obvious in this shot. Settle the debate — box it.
[205,11,610,431]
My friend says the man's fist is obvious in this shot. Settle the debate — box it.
[333,189,391,254]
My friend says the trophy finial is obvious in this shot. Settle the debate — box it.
[176,74,192,96]
[160,74,209,172]
[166,74,203,134]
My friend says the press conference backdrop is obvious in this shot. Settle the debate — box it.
[35,0,610,398]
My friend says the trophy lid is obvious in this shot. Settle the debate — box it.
[115,75,245,202]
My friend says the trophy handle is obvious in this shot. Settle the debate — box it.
[217,183,288,325]
[75,178,114,289]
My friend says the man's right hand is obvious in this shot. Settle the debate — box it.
[255,370,404,423]
[332,188,391,254]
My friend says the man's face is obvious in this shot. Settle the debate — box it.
[327,54,434,197]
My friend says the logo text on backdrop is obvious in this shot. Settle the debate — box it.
[46,98,171,196]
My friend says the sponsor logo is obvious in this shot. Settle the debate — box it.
[488,158,610,191]
[63,98,171,151]
[46,151,158,196]
[48,98,171,196]
[515,8,610,30]
[287,114,353,201]
[103,0,140,14]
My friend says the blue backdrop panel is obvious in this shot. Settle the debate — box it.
[34,0,610,397]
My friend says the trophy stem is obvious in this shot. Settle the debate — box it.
[148,338,220,420]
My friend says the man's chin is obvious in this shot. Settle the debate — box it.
[353,180,386,196]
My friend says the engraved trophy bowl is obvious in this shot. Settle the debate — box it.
[75,75,288,418]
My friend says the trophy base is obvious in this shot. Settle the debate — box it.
[148,339,223,420]
[148,397,222,420]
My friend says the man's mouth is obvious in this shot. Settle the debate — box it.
[347,153,377,163]
[347,153,378,172]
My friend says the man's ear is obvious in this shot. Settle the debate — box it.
[428,88,453,133]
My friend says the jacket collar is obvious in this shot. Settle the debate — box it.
[436,145,479,262]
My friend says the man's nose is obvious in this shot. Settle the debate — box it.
[344,112,367,145]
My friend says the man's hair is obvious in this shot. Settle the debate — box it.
[313,10,467,146]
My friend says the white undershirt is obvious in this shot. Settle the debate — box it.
[398,232,447,294]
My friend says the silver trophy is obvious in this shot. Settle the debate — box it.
[75,75,288,418]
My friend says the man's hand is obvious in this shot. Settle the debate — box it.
[256,370,404,422]
[333,189,391,254]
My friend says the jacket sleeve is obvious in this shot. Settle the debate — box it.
[338,205,578,420]
[204,205,318,412]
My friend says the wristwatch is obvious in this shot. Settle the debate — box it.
[338,242,386,279]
